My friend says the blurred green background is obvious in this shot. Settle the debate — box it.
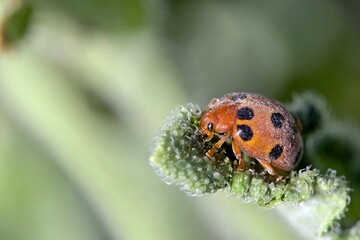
[1,0,360,239]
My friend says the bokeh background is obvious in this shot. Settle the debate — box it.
[1,0,360,239]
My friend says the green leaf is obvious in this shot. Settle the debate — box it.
[1,1,33,48]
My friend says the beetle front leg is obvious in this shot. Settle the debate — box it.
[206,134,229,158]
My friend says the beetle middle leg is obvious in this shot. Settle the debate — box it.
[257,159,283,181]
[231,140,245,171]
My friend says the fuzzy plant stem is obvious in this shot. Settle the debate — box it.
[150,94,360,239]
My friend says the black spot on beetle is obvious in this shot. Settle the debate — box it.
[231,93,247,101]
[271,113,285,128]
[237,124,253,141]
[269,144,283,160]
[294,147,303,165]
[237,107,254,120]
[207,122,213,131]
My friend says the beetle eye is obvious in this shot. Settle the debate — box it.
[207,122,213,131]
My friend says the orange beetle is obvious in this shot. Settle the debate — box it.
[200,92,303,179]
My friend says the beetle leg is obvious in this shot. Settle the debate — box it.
[206,134,229,158]
[204,132,214,142]
[231,140,245,171]
[256,159,283,181]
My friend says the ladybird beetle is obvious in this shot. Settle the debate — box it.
[200,92,303,180]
